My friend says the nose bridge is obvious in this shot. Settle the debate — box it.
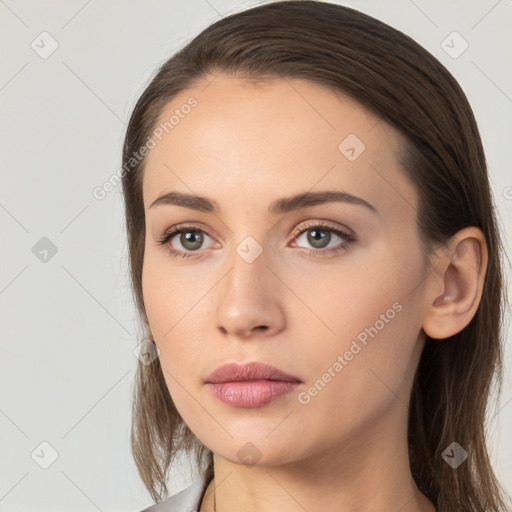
[223,237,271,309]
[213,232,284,338]
[222,212,273,290]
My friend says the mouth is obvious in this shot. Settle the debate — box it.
[204,361,302,408]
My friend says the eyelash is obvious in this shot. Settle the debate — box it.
[156,221,356,260]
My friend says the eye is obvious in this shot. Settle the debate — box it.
[156,223,217,259]
[290,221,355,257]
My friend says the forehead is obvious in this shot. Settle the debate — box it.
[142,74,416,220]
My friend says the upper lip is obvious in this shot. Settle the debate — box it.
[205,361,302,384]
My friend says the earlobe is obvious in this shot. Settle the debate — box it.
[421,227,488,340]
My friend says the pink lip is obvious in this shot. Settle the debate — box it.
[206,381,300,408]
[205,361,302,384]
[204,361,303,408]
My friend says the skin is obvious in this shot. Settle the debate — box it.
[141,74,487,512]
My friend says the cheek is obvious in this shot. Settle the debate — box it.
[141,247,225,378]
[142,263,204,412]
[283,306,423,459]
[295,297,422,448]
[281,246,408,343]
[288,243,424,412]
[142,247,207,341]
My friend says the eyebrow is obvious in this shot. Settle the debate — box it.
[149,190,378,215]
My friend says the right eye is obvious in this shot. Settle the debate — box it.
[157,224,218,259]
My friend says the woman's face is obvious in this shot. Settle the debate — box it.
[141,74,429,466]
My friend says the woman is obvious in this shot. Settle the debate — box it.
[122,1,510,510]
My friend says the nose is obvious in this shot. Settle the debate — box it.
[214,247,286,340]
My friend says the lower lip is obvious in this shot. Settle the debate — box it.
[206,380,300,408]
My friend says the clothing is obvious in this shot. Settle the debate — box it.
[140,470,209,512]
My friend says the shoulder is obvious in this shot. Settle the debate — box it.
[139,471,208,512]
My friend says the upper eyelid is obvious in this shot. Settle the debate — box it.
[291,220,353,237]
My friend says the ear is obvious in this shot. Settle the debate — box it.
[421,227,488,340]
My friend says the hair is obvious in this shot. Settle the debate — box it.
[121,1,511,510]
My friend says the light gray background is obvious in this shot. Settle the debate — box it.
[0,1,511,511]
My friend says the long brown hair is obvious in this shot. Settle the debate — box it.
[121,1,510,510]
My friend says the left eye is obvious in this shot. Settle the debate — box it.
[293,226,351,250]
